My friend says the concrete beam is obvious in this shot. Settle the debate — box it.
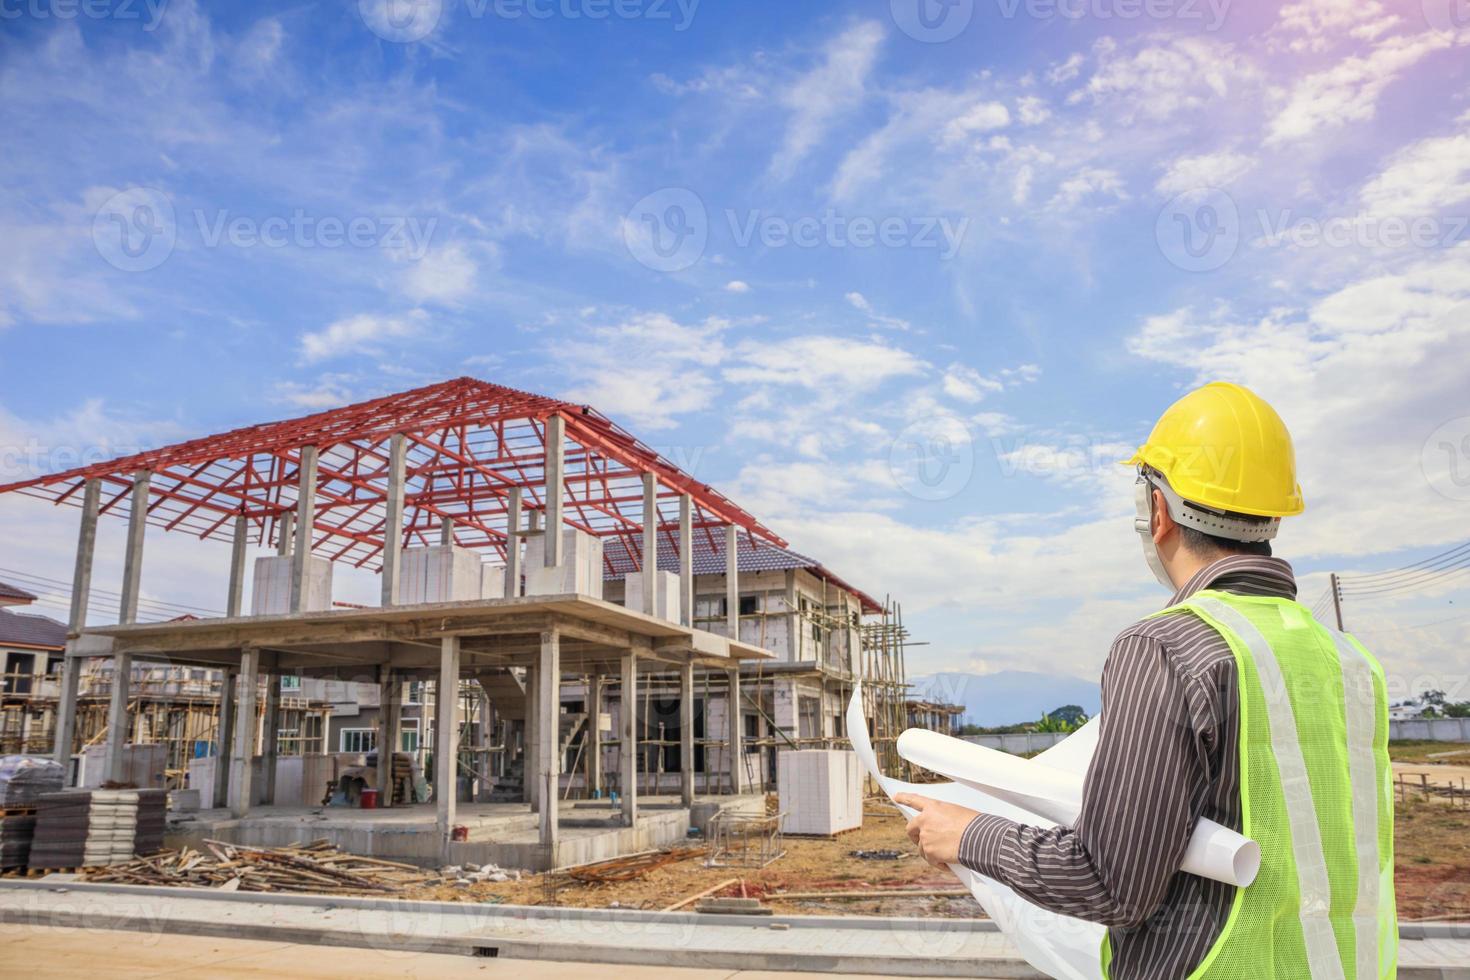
[230,648,260,817]
[226,514,249,619]
[55,478,100,774]
[381,432,407,607]
[103,652,133,784]
[213,669,237,810]
[435,635,461,851]
[724,525,739,641]
[290,446,319,614]
[504,486,522,598]
[678,494,693,628]
[641,473,658,616]
[537,629,560,857]
[680,661,694,807]
[118,471,151,625]
[544,415,564,567]
[620,649,638,827]
[727,668,743,795]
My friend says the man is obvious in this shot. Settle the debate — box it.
[898,382,1396,979]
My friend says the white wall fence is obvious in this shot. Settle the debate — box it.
[961,732,1069,754]
[1389,717,1470,742]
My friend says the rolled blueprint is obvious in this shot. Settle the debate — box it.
[847,684,1107,980]
[894,727,1261,888]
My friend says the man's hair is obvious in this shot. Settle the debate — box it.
[1176,523,1273,558]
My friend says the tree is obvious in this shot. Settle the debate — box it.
[1047,704,1088,726]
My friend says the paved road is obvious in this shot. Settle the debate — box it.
[1,924,987,980]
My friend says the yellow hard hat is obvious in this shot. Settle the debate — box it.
[1122,382,1304,518]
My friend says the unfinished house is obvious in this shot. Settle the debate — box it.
[906,698,965,737]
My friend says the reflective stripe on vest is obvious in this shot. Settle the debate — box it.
[1327,628,1383,980]
[1192,597,1346,980]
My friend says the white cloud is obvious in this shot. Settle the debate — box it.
[1047,53,1085,85]
[725,335,926,390]
[1069,37,1259,123]
[1266,32,1456,146]
[724,280,750,293]
[1048,168,1127,210]
[299,310,426,362]
[1016,96,1051,126]
[402,245,480,305]
[558,313,729,429]
[1155,150,1256,196]
[940,101,1011,147]
[941,363,1039,403]
[1359,115,1470,218]
[845,291,872,312]
[768,20,885,181]
[1275,0,1399,53]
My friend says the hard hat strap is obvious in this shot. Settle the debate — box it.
[1141,469,1280,543]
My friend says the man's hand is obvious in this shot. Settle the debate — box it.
[893,793,981,868]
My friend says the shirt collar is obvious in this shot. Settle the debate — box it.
[1168,554,1298,606]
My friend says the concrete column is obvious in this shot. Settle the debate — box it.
[214,669,237,810]
[381,432,407,607]
[290,446,319,613]
[544,415,564,567]
[261,674,280,804]
[504,486,522,597]
[435,636,462,850]
[55,478,100,773]
[727,668,743,795]
[119,471,151,625]
[440,515,454,546]
[103,652,133,784]
[680,661,695,807]
[277,511,294,557]
[376,666,396,806]
[476,686,492,801]
[620,649,638,827]
[525,664,539,811]
[678,494,693,628]
[724,524,739,641]
[587,674,603,796]
[226,514,249,618]
[537,629,560,856]
[641,473,658,615]
[229,648,260,817]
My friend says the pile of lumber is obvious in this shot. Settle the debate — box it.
[83,839,440,895]
[562,845,705,884]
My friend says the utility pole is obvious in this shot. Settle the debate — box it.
[1329,572,1345,631]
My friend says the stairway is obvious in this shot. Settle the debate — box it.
[476,668,526,720]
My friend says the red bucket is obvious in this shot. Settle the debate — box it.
[359,788,379,809]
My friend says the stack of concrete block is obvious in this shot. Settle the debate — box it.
[624,569,682,623]
[524,528,604,599]
[399,545,483,604]
[776,749,863,836]
[481,563,507,599]
[251,555,333,615]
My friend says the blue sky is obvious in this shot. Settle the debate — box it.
[2,0,1469,697]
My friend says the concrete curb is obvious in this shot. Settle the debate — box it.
[1,881,1465,978]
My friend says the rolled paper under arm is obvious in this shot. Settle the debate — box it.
[896,727,1261,888]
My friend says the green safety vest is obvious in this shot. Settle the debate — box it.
[1104,589,1397,980]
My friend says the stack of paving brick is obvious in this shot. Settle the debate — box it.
[0,756,64,869]
[29,789,142,869]
[133,789,166,856]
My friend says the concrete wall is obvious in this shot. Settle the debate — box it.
[1390,717,1470,741]
[961,731,1068,754]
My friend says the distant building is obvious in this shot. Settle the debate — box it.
[906,698,964,736]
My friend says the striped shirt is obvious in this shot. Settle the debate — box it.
[957,555,1297,979]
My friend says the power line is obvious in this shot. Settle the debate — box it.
[1337,541,1470,586]
[0,566,224,620]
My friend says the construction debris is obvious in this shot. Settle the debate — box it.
[83,839,440,895]
[561,845,705,884]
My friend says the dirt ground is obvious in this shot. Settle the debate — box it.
[408,804,979,918]
[406,792,1470,923]
[1388,741,1470,765]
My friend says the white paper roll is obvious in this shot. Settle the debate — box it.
[895,725,1260,888]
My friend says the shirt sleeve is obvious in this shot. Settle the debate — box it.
[954,629,1214,928]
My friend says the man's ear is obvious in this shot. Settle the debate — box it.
[1151,487,1175,546]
